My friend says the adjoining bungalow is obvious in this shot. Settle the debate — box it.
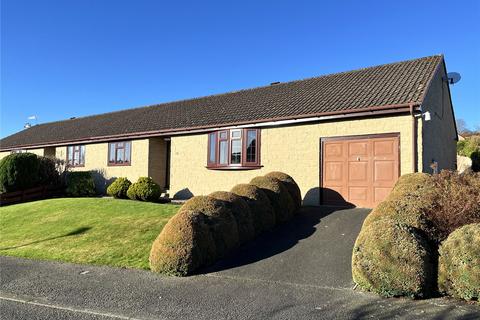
[0,55,457,207]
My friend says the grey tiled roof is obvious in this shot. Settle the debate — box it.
[0,55,443,150]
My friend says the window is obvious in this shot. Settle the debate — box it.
[218,131,228,165]
[245,129,258,164]
[108,141,131,166]
[230,130,242,164]
[67,145,85,167]
[11,149,26,154]
[207,129,260,169]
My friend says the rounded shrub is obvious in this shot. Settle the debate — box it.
[387,172,435,201]
[231,183,275,235]
[362,172,439,242]
[106,177,132,199]
[0,153,40,192]
[149,210,216,276]
[352,218,435,298]
[265,171,302,210]
[362,198,435,239]
[65,171,96,197]
[438,223,480,301]
[179,196,239,258]
[209,191,255,244]
[250,176,295,224]
[127,177,161,202]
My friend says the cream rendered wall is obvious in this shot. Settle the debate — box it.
[57,139,150,192]
[1,138,166,193]
[170,114,420,205]
[0,148,45,160]
[0,151,10,160]
[26,148,45,156]
[421,60,457,173]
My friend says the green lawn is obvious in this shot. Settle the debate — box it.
[0,198,180,269]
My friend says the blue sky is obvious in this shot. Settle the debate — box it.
[1,0,479,138]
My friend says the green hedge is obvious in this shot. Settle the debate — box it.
[249,176,295,224]
[65,171,96,197]
[0,153,60,193]
[37,156,59,186]
[209,191,255,245]
[149,195,240,275]
[265,171,302,210]
[0,153,39,192]
[230,183,276,234]
[150,171,300,276]
[179,196,239,258]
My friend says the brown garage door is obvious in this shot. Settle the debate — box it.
[321,133,400,208]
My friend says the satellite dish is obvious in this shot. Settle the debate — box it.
[446,72,461,84]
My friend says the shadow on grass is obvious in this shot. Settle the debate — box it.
[0,226,92,250]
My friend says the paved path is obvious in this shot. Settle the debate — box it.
[1,207,479,319]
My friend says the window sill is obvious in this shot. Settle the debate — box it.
[206,165,263,171]
[107,163,132,167]
[68,164,85,168]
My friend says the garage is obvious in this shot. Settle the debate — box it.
[321,133,400,208]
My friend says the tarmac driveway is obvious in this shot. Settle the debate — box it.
[204,206,369,288]
[1,206,478,319]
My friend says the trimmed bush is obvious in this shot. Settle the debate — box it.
[438,223,480,302]
[107,177,132,199]
[209,191,255,244]
[231,183,275,235]
[362,172,438,241]
[354,171,480,299]
[362,198,435,240]
[0,153,41,192]
[265,171,302,210]
[65,171,96,197]
[250,176,295,223]
[352,218,435,298]
[387,172,435,201]
[179,196,239,258]
[149,210,216,276]
[127,177,161,202]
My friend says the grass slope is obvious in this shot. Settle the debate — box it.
[0,198,180,269]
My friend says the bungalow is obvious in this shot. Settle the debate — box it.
[0,55,457,207]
